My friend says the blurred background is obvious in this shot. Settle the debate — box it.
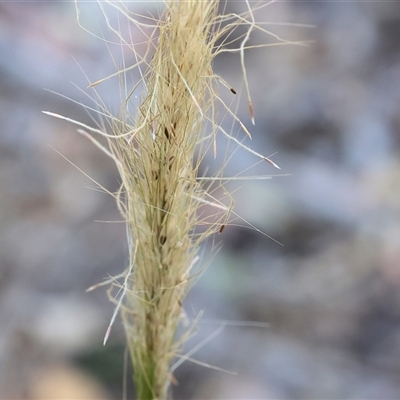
[1,1,400,399]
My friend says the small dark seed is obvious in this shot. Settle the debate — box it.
[164,127,170,140]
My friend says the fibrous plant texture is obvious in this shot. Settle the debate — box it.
[115,2,223,398]
[44,0,303,398]
[115,3,230,397]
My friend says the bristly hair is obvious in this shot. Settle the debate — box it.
[44,1,309,398]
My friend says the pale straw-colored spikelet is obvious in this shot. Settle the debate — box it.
[116,3,222,398]
[43,0,308,398]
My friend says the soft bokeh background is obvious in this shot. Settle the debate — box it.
[2,1,400,399]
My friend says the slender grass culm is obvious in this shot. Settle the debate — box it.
[43,0,304,398]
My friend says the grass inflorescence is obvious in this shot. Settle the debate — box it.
[116,3,222,398]
[44,0,308,398]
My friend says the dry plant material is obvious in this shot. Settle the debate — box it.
[44,0,307,398]
[116,4,225,397]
